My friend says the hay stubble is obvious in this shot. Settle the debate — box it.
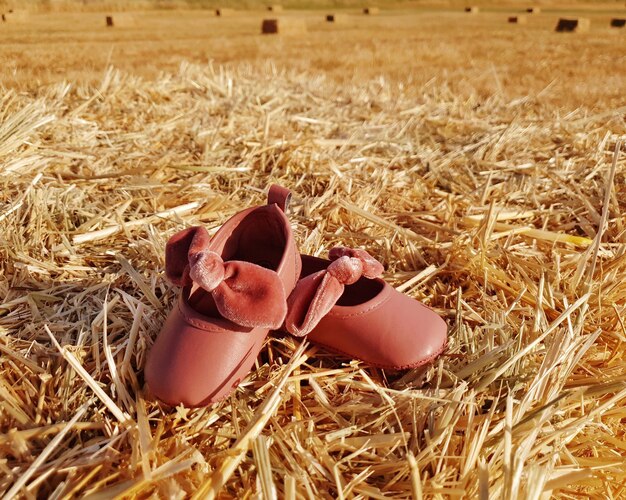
[1,38,626,500]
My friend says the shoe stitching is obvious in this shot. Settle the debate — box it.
[292,243,301,291]
[324,289,392,319]
[177,301,236,333]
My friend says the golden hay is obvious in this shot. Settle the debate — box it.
[266,4,283,12]
[0,61,625,498]
[555,17,590,33]
[261,18,306,35]
[465,6,479,13]
[363,6,379,15]
[526,6,541,14]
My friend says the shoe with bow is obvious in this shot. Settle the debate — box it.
[145,185,301,406]
[284,248,447,370]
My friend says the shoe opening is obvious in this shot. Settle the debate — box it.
[300,255,384,307]
[188,206,288,317]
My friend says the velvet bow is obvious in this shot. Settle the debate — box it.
[165,226,287,329]
[284,247,384,337]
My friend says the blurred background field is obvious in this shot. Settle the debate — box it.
[1,3,625,108]
[4,0,626,9]
[1,0,626,498]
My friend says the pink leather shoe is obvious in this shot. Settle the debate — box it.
[145,186,301,406]
[284,248,447,369]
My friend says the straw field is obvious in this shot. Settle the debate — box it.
[1,5,626,499]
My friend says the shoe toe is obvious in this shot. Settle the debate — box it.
[307,284,448,369]
[145,302,264,407]
[381,296,448,368]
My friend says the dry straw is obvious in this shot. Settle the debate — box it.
[1,61,625,498]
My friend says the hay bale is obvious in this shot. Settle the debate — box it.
[261,18,306,35]
[267,4,283,12]
[526,7,541,14]
[326,13,346,23]
[508,15,527,24]
[106,13,135,28]
[465,6,479,13]
[1,13,5,22]
[363,7,379,15]
[262,18,278,34]
[610,18,626,28]
[555,17,590,33]
[215,8,235,17]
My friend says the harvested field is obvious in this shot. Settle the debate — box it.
[2,58,626,499]
[1,4,626,499]
[0,9,624,109]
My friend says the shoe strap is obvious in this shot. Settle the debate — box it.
[268,185,291,212]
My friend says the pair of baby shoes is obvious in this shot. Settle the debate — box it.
[144,185,447,407]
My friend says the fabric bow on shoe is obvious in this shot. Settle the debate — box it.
[284,247,384,337]
[165,226,287,329]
